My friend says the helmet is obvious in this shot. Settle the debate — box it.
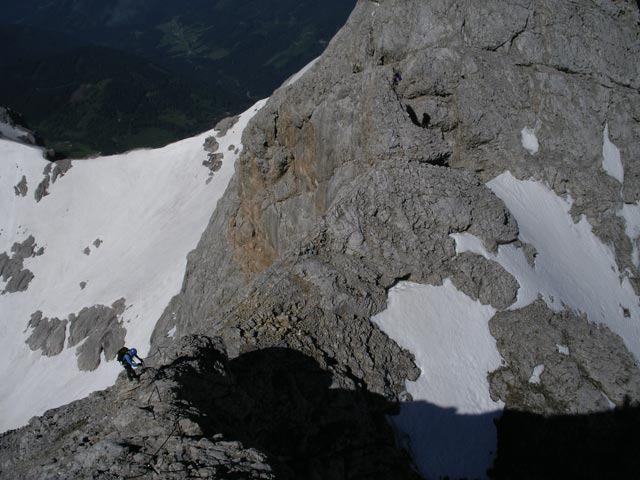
[129,348,137,355]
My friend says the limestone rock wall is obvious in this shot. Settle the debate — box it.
[152,0,640,420]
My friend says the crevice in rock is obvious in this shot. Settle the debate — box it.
[423,151,451,167]
[485,15,530,52]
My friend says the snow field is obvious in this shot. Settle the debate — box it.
[453,171,640,363]
[0,99,267,432]
[372,280,503,480]
[373,124,638,479]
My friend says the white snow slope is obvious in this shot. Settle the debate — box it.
[372,127,639,479]
[0,99,267,432]
[454,171,640,362]
[372,280,503,480]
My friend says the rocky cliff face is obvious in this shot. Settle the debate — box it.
[6,0,640,478]
[153,0,640,406]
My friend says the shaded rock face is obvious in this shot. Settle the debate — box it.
[0,336,419,480]
[176,341,420,480]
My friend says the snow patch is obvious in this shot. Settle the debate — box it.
[0,99,268,432]
[371,280,503,480]
[521,126,539,155]
[620,203,640,268]
[602,123,623,183]
[528,364,545,384]
[557,344,570,356]
[452,171,640,363]
[601,391,616,410]
[167,326,177,338]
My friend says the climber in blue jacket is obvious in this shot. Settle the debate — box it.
[117,347,144,382]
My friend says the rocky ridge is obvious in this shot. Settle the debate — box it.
[0,335,419,480]
[153,0,640,416]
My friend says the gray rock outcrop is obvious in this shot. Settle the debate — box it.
[34,160,73,202]
[148,0,640,422]
[13,176,28,197]
[0,236,43,293]
[214,115,240,137]
[489,300,640,414]
[203,135,224,182]
[0,335,419,480]
[25,311,68,357]
[66,298,128,371]
[25,299,127,371]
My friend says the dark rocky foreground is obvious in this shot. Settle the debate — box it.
[0,336,420,480]
[3,335,639,479]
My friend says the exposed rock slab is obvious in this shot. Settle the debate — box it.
[25,299,127,371]
[0,236,43,293]
[489,300,640,414]
[13,176,27,197]
[25,311,67,357]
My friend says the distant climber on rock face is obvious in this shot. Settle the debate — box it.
[392,72,402,86]
[116,346,144,382]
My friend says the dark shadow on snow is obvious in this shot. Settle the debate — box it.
[392,402,502,480]
[176,345,640,480]
[395,400,640,480]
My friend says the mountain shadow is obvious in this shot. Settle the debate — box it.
[390,399,640,480]
[489,401,640,480]
[175,343,640,480]
[176,346,421,480]
[1,334,638,479]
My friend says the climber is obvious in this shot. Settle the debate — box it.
[392,72,402,86]
[117,346,144,382]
